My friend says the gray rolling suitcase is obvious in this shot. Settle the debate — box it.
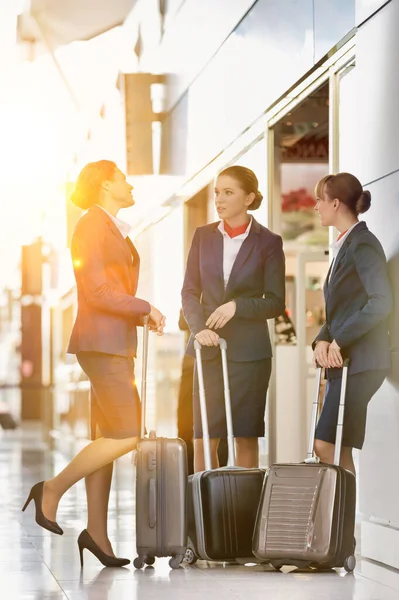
[134,317,188,570]
[185,338,265,565]
[252,359,356,572]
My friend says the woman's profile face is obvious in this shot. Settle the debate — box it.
[314,186,336,227]
[107,168,134,207]
[214,175,254,220]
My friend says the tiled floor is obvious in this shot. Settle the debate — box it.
[1,426,399,600]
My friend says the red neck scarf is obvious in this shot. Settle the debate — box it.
[337,229,348,241]
[224,221,249,238]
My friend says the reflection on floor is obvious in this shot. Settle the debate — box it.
[1,425,399,600]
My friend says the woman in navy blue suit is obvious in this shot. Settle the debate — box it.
[313,172,393,475]
[182,166,286,472]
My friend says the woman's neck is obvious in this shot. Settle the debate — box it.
[97,197,119,218]
[334,214,358,234]
[224,214,250,229]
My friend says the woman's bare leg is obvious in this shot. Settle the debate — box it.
[340,446,356,475]
[235,437,259,468]
[194,438,220,472]
[41,435,138,522]
[85,461,114,555]
[314,439,335,464]
[84,426,115,555]
[314,439,356,476]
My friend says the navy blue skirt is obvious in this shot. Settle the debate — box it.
[193,357,271,439]
[315,369,387,449]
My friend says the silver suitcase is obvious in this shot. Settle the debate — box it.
[252,359,356,572]
[134,317,188,570]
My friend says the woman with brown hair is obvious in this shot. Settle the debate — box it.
[22,160,165,566]
[313,172,392,475]
[182,165,286,472]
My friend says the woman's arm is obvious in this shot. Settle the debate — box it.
[181,229,207,335]
[72,226,150,318]
[333,240,393,349]
[312,322,332,349]
[234,235,286,320]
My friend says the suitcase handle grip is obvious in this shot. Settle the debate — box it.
[194,338,235,470]
[334,358,350,466]
[307,358,350,465]
[140,315,150,440]
[149,478,156,528]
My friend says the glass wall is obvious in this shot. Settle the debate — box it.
[235,137,268,227]
[161,0,355,180]
[134,205,185,436]
[314,0,356,61]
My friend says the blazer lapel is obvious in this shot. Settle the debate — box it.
[328,221,368,289]
[211,225,225,291]
[91,205,133,265]
[107,222,133,264]
[126,237,140,294]
[224,218,260,298]
[324,260,334,298]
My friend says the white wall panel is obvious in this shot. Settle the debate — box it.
[358,171,399,558]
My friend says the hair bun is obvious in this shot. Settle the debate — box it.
[70,187,92,210]
[249,190,263,211]
[356,190,371,214]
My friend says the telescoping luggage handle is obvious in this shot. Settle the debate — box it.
[140,315,150,440]
[194,338,235,471]
[306,358,350,466]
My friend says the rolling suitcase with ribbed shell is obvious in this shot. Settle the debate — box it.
[134,317,188,570]
[252,359,356,572]
[184,338,265,565]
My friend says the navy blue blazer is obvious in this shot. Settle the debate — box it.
[181,218,286,362]
[313,221,393,378]
[67,205,150,358]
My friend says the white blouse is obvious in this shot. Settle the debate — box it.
[217,218,252,288]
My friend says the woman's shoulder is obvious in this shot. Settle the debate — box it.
[352,225,386,255]
[72,206,107,240]
[193,222,219,237]
[256,221,283,245]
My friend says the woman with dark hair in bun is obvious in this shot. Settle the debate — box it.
[182,165,286,471]
[22,161,165,567]
[313,172,392,475]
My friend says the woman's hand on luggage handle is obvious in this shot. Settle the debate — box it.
[206,301,236,330]
[313,340,330,368]
[149,305,166,336]
[195,329,220,347]
[327,340,343,368]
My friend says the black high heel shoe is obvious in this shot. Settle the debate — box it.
[78,529,130,568]
[22,481,63,535]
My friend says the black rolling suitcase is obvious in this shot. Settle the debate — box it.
[134,317,188,570]
[185,338,265,565]
[252,359,357,572]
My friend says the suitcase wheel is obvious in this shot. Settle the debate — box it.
[134,556,146,569]
[145,556,155,566]
[344,555,356,573]
[183,548,198,566]
[169,555,184,569]
[270,562,284,571]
